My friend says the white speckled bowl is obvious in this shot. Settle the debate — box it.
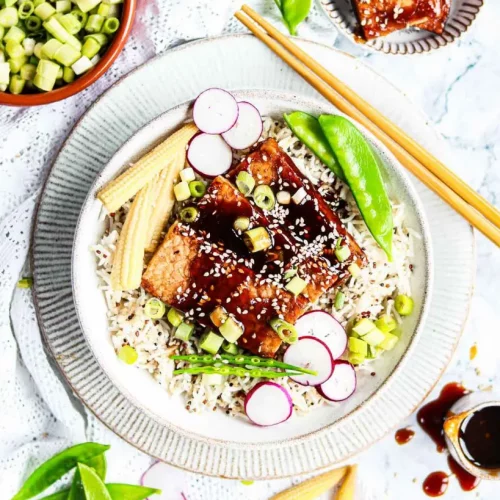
[32,35,475,479]
[318,0,484,54]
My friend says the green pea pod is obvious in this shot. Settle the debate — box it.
[284,111,345,181]
[275,0,312,35]
[79,463,112,500]
[318,115,393,260]
[68,453,107,500]
[12,443,110,500]
[40,484,161,500]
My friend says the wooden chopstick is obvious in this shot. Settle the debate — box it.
[235,7,500,247]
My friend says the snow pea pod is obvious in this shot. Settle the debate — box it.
[68,453,107,500]
[284,111,345,180]
[319,115,393,260]
[40,484,161,500]
[79,463,112,500]
[12,443,110,500]
[275,0,312,35]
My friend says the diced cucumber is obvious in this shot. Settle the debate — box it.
[375,314,397,333]
[219,317,243,343]
[175,322,194,342]
[352,318,375,336]
[202,373,225,386]
[285,275,307,296]
[348,351,365,365]
[361,327,386,347]
[199,330,224,355]
[348,336,367,356]
[222,341,238,355]
[366,344,381,359]
[380,332,399,351]
[167,307,184,327]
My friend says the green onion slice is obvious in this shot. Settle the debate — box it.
[236,171,255,196]
[253,184,275,211]
[189,180,206,198]
[180,206,199,223]
[144,298,166,319]
[269,317,298,344]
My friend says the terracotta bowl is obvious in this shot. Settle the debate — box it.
[0,0,136,107]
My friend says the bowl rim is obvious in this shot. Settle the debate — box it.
[0,0,136,107]
[316,0,485,55]
[71,88,434,448]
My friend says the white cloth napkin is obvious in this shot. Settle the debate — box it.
[0,1,339,498]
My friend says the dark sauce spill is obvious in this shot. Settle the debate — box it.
[422,471,449,497]
[395,427,415,445]
[459,405,500,469]
[417,382,469,452]
[447,456,480,492]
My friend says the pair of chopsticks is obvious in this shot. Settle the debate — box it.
[235,5,500,247]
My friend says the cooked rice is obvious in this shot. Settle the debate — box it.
[92,117,415,417]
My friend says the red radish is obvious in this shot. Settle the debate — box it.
[283,336,334,386]
[318,361,357,402]
[222,101,263,150]
[141,460,188,499]
[295,310,347,360]
[187,133,233,178]
[245,381,292,426]
[193,88,239,134]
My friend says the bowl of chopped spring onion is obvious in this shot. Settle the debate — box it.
[0,0,136,106]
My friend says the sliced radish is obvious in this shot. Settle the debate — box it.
[295,310,347,360]
[245,381,292,426]
[141,460,188,499]
[283,336,334,386]
[221,101,263,150]
[318,361,357,402]
[193,88,239,134]
[187,133,233,178]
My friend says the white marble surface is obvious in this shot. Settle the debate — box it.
[1,1,499,499]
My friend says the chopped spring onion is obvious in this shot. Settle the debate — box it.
[188,180,206,198]
[81,36,100,58]
[292,186,307,204]
[210,306,228,328]
[42,38,63,59]
[0,7,19,28]
[379,332,399,351]
[253,184,275,211]
[5,40,24,59]
[20,63,36,80]
[375,314,397,333]
[71,54,92,73]
[175,322,194,342]
[17,277,33,288]
[62,66,74,83]
[276,190,291,205]
[348,262,361,277]
[199,330,224,355]
[4,26,26,44]
[283,266,297,280]
[9,56,27,74]
[361,327,386,347]
[37,59,60,80]
[69,8,88,26]
[243,227,272,252]
[97,3,110,17]
[60,13,82,34]
[54,43,81,67]
[118,345,138,365]
[167,307,184,327]
[18,1,35,19]
[233,216,250,232]
[0,63,11,86]
[85,13,104,33]
[179,206,199,223]
[285,275,307,296]
[395,294,414,316]
[269,317,298,344]
[221,341,238,355]
[173,181,191,202]
[33,73,55,91]
[334,290,345,310]
[348,336,368,356]
[74,0,101,13]
[235,171,255,196]
[22,38,36,56]
[56,0,72,14]
[102,16,119,34]
[335,245,351,263]
[33,42,43,59]
[348,351,365,365]
[219,316,244,343]
[25,15,42,31]
[180,167,195,183]
[34,2,56,21]
[9,74,25,93]
[144,298,166,319]
[352,318,375,336]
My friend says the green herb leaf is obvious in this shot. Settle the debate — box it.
[279,0,312,35]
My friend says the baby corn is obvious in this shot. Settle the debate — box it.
[98,123,198,213]
[145,150,186,253]
[111,181,157,290]
[270,466,347,500]
[337,465,357,500]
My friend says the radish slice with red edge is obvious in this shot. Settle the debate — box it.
[141,460,188,499]
[222,101,263,150]
[295,310,347,360]
[318,361,357,402]
[245,381,292,426]
[193,88,239,134]
[283,336,334,386]
[187,132,233,178]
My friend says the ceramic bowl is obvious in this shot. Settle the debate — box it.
[0,0,136,107]
[72,90,432,455]
[317,0,484,55]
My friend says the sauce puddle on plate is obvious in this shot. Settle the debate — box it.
[395,427,415,445]
[423,471,449,497]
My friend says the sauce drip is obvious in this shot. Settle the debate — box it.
[395,427,415,445]
[459,405,500,469]
[417,382,469,452]
[422,471,449,497]
[447,456,481,492]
